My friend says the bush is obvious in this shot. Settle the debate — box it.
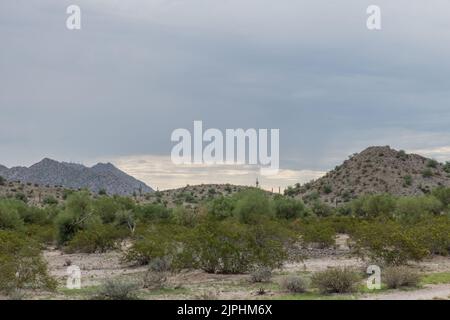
[431,187,450,207]
[299,220,336,248]
[65,224,127,253]
[142,271,167,289]
[135,203,171,222]
[309,200,334,217]
[383,266,420,289]
[414,217,450,256]
[403,175,413,187]
[427,159,438,168]
[422,168,433,178]
[124,224,188,267]
[350,194,396,218]
[24,224,56,244]
[273,196,307,220]
[171,206,198,227]
[148,257,172,273]
[249,267,272,283]
[281,276,308,293]
[93,279,139,300]
[55,191,100,244]
[0,200,26,230]
[186,219,252,273]
[42,196,58,206]
[233,189,274,224]
[0,231,56,294]
[0,176,5,186]
[14,192,27,203]
[207,196,236,220]
[311,267,360,294]
[352,220,428,265]
[187,219,294,274]
[394,196,441,223]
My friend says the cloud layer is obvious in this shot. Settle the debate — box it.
[1,1,450,189]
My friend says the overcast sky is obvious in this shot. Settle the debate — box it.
[1,1,450,190]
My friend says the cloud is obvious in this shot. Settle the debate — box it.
[1,1,450,190]
[105,154,325,190]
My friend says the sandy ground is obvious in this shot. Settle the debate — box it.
[44,248,148,287]
[38,239,450,300]
[362,284,450,300]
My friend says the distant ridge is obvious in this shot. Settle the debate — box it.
[0,158,153,195]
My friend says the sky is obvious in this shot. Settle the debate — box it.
[1,1,450,190]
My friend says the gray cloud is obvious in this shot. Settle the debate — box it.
[1,1,450,188]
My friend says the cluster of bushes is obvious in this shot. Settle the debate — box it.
[125,218,296,274]
[280,267,361,295]
[0,231,56,294]
[0,184,449,298]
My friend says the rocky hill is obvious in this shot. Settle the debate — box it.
[0,158,153,196]
[143,184,265,208]
[290,146,450,205]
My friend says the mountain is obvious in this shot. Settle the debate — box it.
[292,146,450,205]
[0,158,153,195]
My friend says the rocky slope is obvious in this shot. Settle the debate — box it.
[0,158,153,196]
[291,146,450,205]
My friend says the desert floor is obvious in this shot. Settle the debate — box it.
[14,234,447,300]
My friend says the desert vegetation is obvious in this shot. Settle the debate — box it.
[0,180,449,299]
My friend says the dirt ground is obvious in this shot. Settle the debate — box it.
[37,234,450,300]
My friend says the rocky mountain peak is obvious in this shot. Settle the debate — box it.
[292,146,450,205]
[0,158,153,195]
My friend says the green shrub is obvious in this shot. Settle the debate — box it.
[65,224,127,253]
[444,162,450,174]
[281,276,308,293]
[299,220,336,248]
[142,271,167,289]
[426,159,438,168]
[171,206,198,227]
[414,217,450,256]
[184,219,293,274]
[93,279,139,300]
[42,196,58,206]
[135,203,171,222]
[0,231,56,294]
[55,191,100,244]
[322,185,333,194]
[350,194,396,218]
[0,176,5,186]
[309,200,334,217]
[0,200,24,230]
[311,267,360,294]
[207,196,235,220]
[14,192,27,203]
[148,257,172,273]
[249,267,272,283]
[24,224,56,244]
[233,189,274,224]
[431,187,450,207]
[273,196,307,220]
[352,220,428,265]
[92,196,121,224]
[124,224,189,267]
[394,196,441,223]
[422,168,433,178]
[403,175,413,187]
[383,266,420,289]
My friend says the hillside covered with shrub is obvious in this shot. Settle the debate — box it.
[0,184,449,298]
